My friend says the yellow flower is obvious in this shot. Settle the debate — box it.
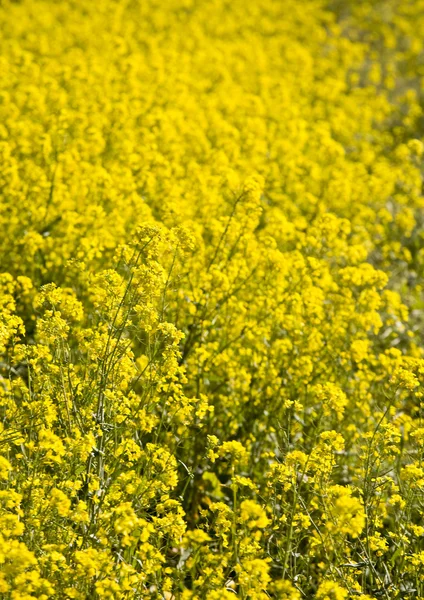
[0,456,12,480]
[239,500,269,529]
[324,486,365,539]
[316,581,348,600]
[49,488,71,518]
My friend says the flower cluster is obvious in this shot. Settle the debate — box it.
[0,0,424,598]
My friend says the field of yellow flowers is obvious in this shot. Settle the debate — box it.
[1,0,424,598]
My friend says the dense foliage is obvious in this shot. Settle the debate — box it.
[1,0,424,598]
